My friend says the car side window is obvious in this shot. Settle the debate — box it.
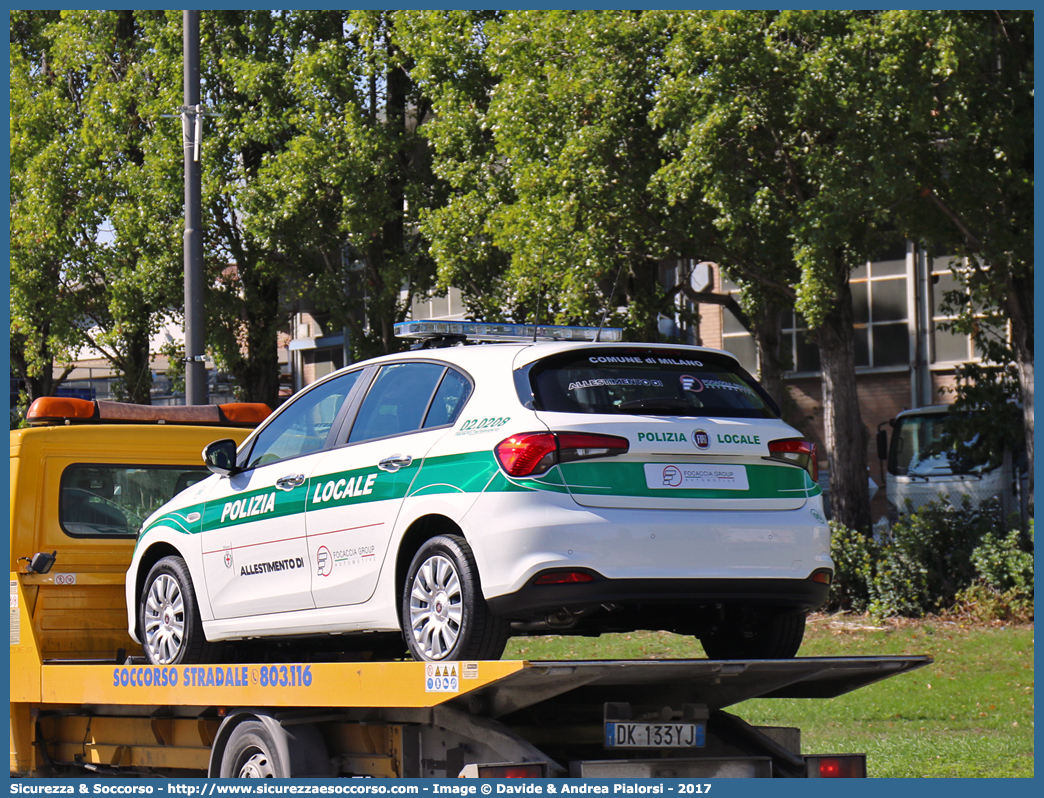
[246,371,360,469]
[423,369,473,428]
[348,362,445,444]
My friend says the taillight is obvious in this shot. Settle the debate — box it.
[767,438,819,482]
[494,432,629,477]
[458,762,549,778]
[804,754,867,778]
[495,433,559,476]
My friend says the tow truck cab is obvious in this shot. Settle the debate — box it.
[9,398,268,661]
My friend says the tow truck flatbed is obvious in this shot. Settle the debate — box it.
[9,408,931,779]
[14,574,930,778]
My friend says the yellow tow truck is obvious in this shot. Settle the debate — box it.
[10,399,929,778]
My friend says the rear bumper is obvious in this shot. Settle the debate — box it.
[464,489,833,600]
[487,572,831,618]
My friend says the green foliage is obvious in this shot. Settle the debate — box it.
[933,362,1026,476]
[421,11,689,339]
[970,521,1034,596]
[866,546,929,621]
[828,500,1033,621]
[953,520,1034,622]
[826,521,876,613]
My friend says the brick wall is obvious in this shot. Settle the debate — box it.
[695,302,723,348]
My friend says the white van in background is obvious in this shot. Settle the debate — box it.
[876,405,1029,524]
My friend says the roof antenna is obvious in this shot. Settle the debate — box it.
[595,261,626,342]
[533,287,540,343]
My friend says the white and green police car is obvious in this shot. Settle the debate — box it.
[127,321,832,665]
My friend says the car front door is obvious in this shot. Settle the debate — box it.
[200,371,361,619]
[307,362,473,608]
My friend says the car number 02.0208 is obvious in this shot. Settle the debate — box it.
[606,722,705,748]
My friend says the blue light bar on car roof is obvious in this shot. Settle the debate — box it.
[394,320,623,343]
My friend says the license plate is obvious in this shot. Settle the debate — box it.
[605,722,705,749]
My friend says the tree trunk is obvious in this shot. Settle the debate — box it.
[751,301,785,410]
[236,266,282,408]
[10,327,63,405]
[1006,269,1033,514]
[626,259,661,342]
[114,304,154,405]
[814,281,871,531]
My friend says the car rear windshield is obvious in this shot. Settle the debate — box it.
[519,348,779,419]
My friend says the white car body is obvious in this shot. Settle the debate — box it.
[127,336,832,661]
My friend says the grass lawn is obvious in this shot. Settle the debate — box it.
[502,613,1034,778]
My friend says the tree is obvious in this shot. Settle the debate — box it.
[245,10,448,362]
[399,11,513,324]
[11,11,190,408]
[421,11,698,338]
[654,11,941,530]
[896,11,1033,507]
[59,10,186,404]
[10,10,98,406]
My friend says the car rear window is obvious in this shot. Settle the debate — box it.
[520,347,779,419]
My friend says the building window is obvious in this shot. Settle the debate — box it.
[302,347,344,384]
[850,257,909,368]
[781,311,821,373]
[411,287,465,321]
[718,275,759,374]
[929,257,990,365]
[722,255,913,375]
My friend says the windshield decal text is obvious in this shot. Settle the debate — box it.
[569,378,664,391]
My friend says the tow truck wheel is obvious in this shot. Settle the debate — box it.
[403,534,509,662]
[217,719,329,778]
[699,610,806,660]
[140,556,217,665]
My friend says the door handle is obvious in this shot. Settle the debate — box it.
[378,454,413,473]
[275,473,305,491]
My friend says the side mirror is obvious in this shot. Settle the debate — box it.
[204,439,240,477]
[876,429,888,461]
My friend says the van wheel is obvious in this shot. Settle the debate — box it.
[140,556,217,665]
[402,535,510,662]
[699,611,806,660]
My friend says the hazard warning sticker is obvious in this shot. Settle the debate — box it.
[425,662,459,693]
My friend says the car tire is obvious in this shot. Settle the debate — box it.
[402,534,510,662]
[699,610,806,660]
[140,555,218,665]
